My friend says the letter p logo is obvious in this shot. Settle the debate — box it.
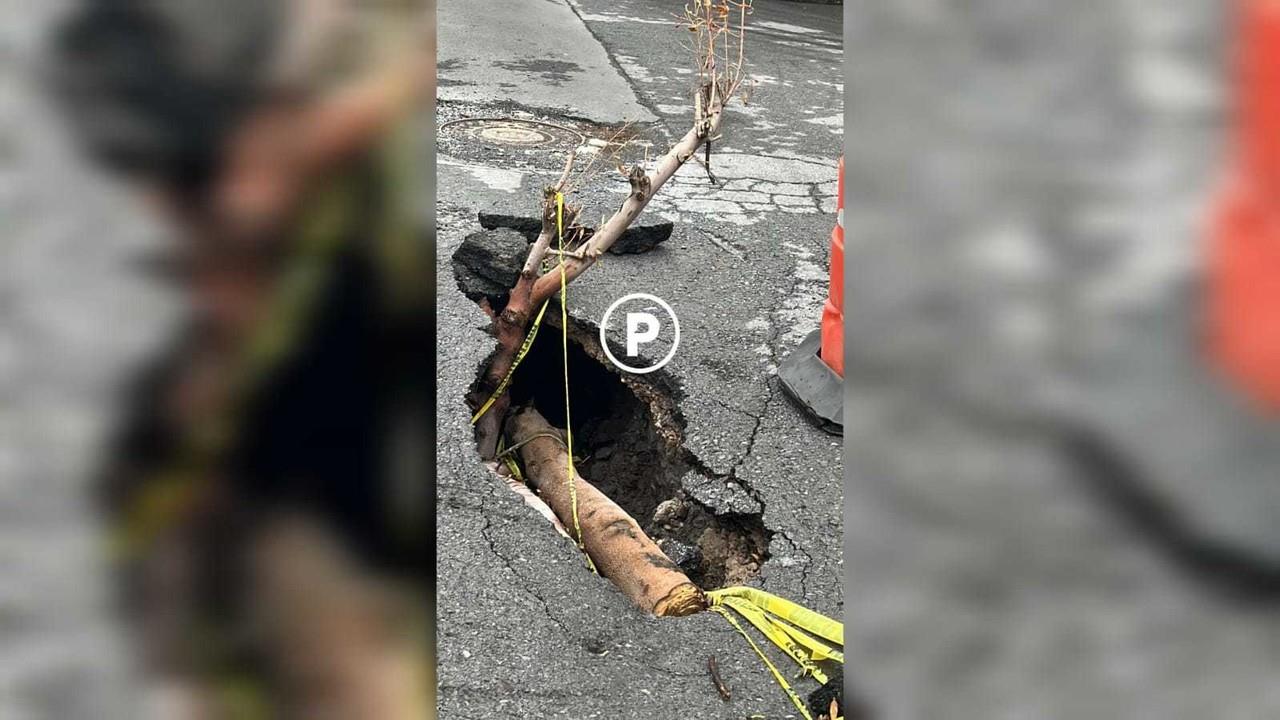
[600,293,681,375]
[626,312,660,356]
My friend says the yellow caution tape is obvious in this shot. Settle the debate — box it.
[708,586,843,647]
[706,586,845,719]
[711,605,814,720]
[717,595,831,685]
[469,298,550,425]
[485,199,596,574]
[556,191,585,554]
[497,437,524,482]
[763,612,844,665]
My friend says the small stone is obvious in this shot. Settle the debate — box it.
[582,636,610,655]
[652,498,688,526]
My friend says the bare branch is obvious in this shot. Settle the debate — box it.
[526,108,727,305]
[471,0,752,458]
[567,123,635,192]
[554,149,577,190]
[520,0,750,313]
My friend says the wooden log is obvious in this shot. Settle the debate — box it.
[505,407,706,617]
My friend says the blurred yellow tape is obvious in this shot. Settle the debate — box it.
[114,178,354,560]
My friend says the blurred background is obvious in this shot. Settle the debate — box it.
[3,0,434,717]
[844,0,1280,718]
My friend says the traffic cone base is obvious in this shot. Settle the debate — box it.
[778,328,843,435]
[780,157,844,435]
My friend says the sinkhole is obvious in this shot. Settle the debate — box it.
[454,232,769,590]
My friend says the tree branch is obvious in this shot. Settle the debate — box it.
[526,109,724,305]
[470,0,749,458]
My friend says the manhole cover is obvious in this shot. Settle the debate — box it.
[440,117,584,150]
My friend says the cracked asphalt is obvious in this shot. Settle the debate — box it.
[436,0,843,717]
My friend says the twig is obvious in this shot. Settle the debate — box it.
[555,149,577,190]
[702,138,717,184]
[568,123,635,191]
[708,655,731,702]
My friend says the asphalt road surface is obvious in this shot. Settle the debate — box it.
[436,1,844,718]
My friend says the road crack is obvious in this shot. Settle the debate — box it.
[479,507,574,637]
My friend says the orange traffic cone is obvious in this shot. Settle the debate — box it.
[1207,0,1280,411]
[779,157,844,434]
[821,157,845,378]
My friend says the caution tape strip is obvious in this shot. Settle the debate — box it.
[718,596,831,685]
[709,586,843,647]
[469,298,550,425]
[496,436,524,481]
[710,605,815,720]
[765,611,844,665]
[556,191,585,553]
[555,193,597,575]
[487,192,596,573]
[707,586,845,720]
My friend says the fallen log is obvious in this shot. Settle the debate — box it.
[504,406,706,617]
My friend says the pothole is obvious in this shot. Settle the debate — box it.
[455,235,770,589]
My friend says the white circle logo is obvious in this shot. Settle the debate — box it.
[599,293,681,374]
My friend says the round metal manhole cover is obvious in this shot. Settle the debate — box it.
[440,118,584,150]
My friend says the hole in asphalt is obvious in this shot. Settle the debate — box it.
[454,234,769,589]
